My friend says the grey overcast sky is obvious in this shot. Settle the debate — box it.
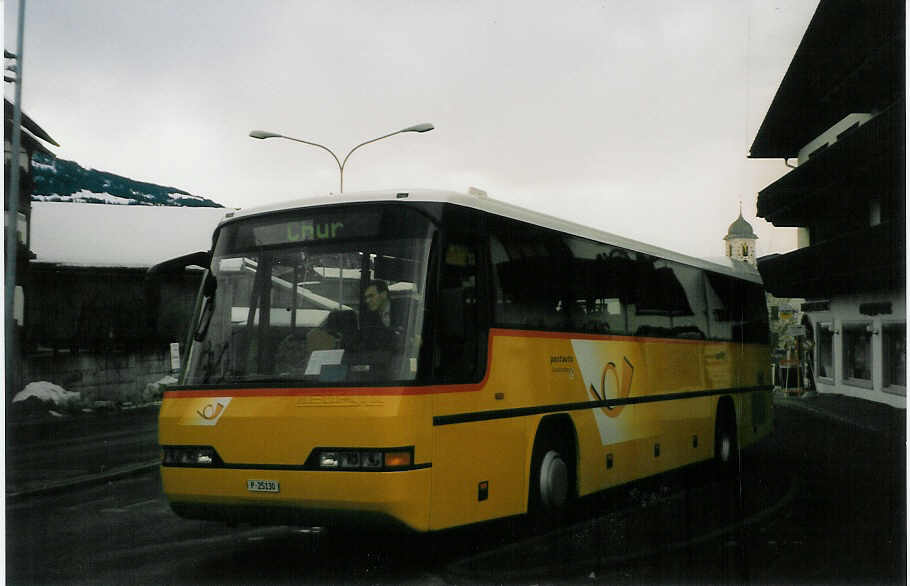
[4,0,819,259]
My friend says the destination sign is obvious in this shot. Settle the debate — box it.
[221,209,383,251]
[254,219,346,245]
[215,205,433,255]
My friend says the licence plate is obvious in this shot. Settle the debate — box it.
[247,479,280,493]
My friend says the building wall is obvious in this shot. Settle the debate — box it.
[25,265,201,351]
[21,264,202,401]
[804,290,906,408]
[22,346,176,403]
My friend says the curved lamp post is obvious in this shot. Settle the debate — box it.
[249,122,434,193]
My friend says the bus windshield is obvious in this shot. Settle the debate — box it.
[184,205,435,386]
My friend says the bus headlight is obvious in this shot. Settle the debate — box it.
[162,446,222,467]
[318,452,340,468]
[310,447,414,471]
[339,452,361,468]
[362,452,383,469]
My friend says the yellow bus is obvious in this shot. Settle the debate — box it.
[157,189,772,532]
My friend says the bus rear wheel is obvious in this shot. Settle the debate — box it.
[714,402,739,479]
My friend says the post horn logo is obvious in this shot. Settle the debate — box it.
[189,397,231,425]
[197,402,226,420]
[589,357,634,418]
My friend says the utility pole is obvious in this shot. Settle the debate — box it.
[5,0,26,399]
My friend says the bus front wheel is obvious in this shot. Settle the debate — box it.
[539,449,568,508]
[528,426,575,515]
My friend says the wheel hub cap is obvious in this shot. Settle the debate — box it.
[539,450,568,508]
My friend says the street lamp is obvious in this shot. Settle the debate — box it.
[249,123,434,193]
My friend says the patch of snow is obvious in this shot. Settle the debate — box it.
[32,194,72,202]
[142,374,179,402]
[169,191,205,201]
[32,191,135,205]
[32,159,57,172]
[69,189,135,205]
[13,381,81,406]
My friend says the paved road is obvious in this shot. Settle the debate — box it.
[6,406,159,498]
[5,402,905,584]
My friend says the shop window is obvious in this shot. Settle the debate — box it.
[842,324,872,384]
[817,323,834,380]
[883,323,906,390]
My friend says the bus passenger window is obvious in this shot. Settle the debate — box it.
[564,236,635,335]
[436,241,480,381]
[490,221,571,331]
[705,272,768,344]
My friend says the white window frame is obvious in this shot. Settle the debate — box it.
[881,320,906,396]
[815,321,836,383]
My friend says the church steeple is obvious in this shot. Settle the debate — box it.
[724,202,758,266]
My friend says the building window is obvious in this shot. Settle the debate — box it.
[842,324,872,384]
[883,323,906,391]
[869,198,882,227]
[17,211,27,246]
[13,285,24,326]
[817,323,834,380]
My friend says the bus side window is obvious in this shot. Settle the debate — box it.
[436,241,480,381]
[564,236,635,335]
[489,220,570,330]
[704,272,768,343]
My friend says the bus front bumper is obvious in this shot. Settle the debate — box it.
[161,465,431,532]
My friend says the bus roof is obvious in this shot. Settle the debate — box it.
[220,189,763,284]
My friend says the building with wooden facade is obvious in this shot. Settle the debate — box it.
[750,0,905,407]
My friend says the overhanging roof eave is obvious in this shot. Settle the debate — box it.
[748,0,904,158]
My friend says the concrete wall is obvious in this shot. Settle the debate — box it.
[22,346,177,404]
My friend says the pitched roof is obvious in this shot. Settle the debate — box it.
[749,0,904,158]
[30,202,229,268]
[4,99,59,147]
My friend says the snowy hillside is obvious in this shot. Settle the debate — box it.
[30,152,223,207]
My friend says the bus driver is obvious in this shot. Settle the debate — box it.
[361,280,406,351]
[363,280,392,328]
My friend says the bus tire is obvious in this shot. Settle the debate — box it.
[714,399,739,479]
[528,422,575,515]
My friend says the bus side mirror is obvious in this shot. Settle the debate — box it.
[194,294,215,341]
[145,251,213,335]
[147,251,212,277]
[439,287,465,341]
